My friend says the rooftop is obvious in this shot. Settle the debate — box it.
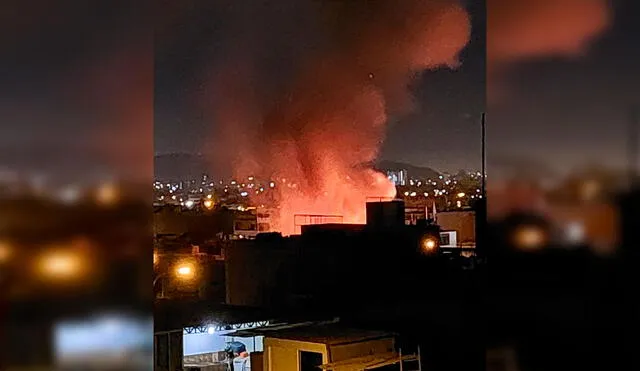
[231,321,394,346]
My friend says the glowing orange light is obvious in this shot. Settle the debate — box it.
[175,263,195,279]
[37,250,84,279]
[514,226,546,250]
[0,241,12,263]
[423,239,436,250]
[96,183,118,205]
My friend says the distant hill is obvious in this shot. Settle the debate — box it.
[155,153,441,181]
[375,160,441,180]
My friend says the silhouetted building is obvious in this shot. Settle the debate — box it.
[225,201,459,310]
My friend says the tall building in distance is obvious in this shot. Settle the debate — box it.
[386,169,408,186]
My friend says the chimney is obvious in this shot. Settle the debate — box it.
[366,200,405,229]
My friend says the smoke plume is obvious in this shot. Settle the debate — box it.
[488,0,611,98]
[206,0,471,234]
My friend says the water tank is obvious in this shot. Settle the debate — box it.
[366,200,405,229]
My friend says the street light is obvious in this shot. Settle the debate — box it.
[423,239,436,250]
[36,250,84,280]
[96,183,118,205]
[154,262,196,299]
[513,225,546,250]
[0,241,12,263]
[203,199,214,209]
[176,265,193,277]
[421,236,438,254]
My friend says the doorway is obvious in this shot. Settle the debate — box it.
[299,351,323,371]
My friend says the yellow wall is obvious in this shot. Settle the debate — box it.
[264,338,328,371]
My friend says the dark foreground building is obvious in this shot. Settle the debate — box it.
[222,200,483,370]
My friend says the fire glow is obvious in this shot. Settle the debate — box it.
[207,1,472,235]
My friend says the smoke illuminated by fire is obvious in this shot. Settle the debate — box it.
[488,0,611,100]
[207,0,471,235]
[488,0,610,63]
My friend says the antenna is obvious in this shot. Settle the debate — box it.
[481,112,486,197]
[629,106,638,188]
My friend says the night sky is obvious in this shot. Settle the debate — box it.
[155,0,638,179]
[154,0,486,174]
[489,0,639,177]
[0,0,151,183]
[0,1,637,182]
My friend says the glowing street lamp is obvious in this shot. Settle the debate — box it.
[154,262,196,299]
[176,264,194,278]
[421,237,438,254]
[513,225,546,250]
[37,250,83,280]
[96,183,118,205]
[203,199,214,209]
[0,241,12,263]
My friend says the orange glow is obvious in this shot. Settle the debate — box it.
[488,0,610,100]
[36,250,84,280]
[270,168,397,235]
[0,241,12,263]
[174,262,196,279]
[514,226,546,250]
[206,1,470,235]
[422,238,437,251]
[96,183,118,205]
[177,266,192,276]
[488,0,610,64]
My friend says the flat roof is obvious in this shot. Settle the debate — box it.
[231,322,394,346]
[154,300,274,332]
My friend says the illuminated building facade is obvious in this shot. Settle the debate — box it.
[386,169,407,186]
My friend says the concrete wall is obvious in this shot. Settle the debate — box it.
[264,338,328,371]
[437,211,476,245]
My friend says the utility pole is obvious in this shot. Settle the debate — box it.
[475,112,487,258]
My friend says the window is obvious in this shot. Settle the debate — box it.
[440,233,450,246]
